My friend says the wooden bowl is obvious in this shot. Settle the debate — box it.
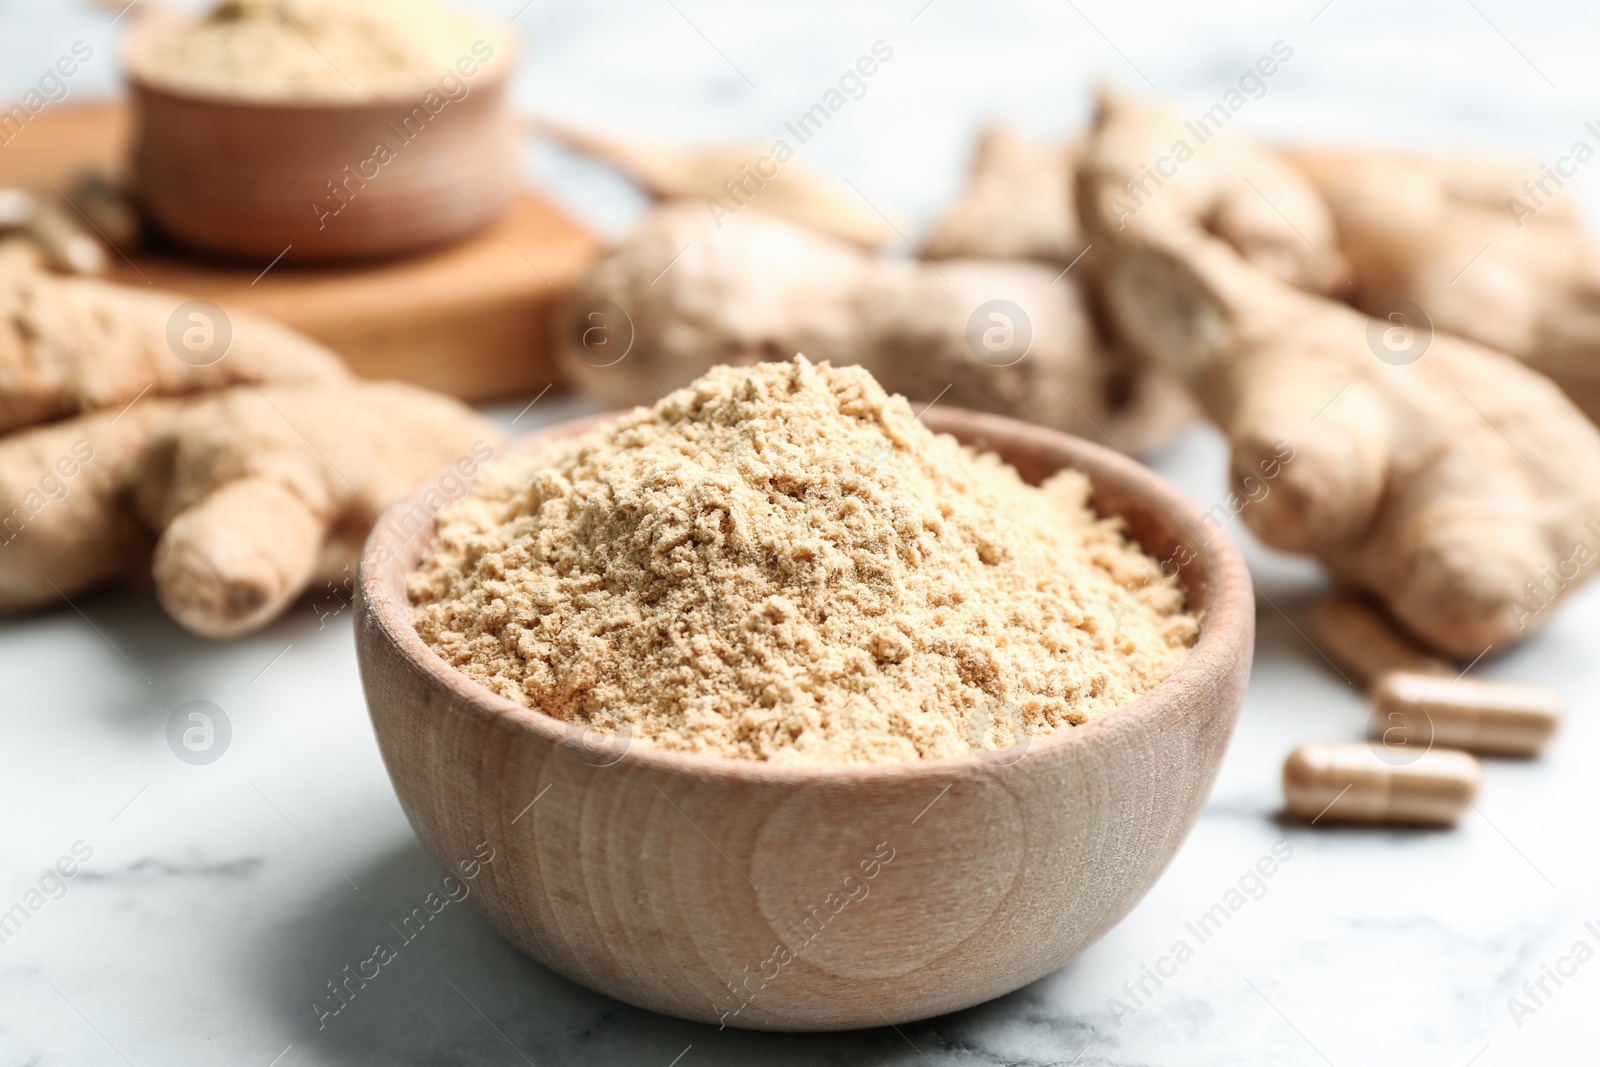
[355,407,1254,1031]
[127,69,517,263]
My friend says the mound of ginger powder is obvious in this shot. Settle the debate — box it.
[408,357,1198,764]
[124,0,510,103]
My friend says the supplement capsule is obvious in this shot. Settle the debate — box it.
[1283,742,1480,826]
[1372,670,1561,758]
[1309,590,1451,688]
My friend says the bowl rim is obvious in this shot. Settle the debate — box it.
[119,4,519,115]
[358,405,1254,784]
[124,65,515,112]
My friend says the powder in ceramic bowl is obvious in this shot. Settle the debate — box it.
[408,357,1198,764]
[124,0,511,103]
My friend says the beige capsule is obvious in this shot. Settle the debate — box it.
[1309,590,1452,688]
[1372,670,1561,758]
[1283,742,1481,826]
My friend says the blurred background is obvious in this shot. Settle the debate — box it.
[2,2,1598,1065]
[12,0,1599,238]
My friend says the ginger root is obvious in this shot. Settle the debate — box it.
[1079,89,1600,656]
[1,382,497,637]
[857,256,1193,456]
[133,382,498,637]
[1075,86,1348,297]
[0,268,349,434]
[0,262,495,637]
[529,116,897,248]
[1288,147,1600,422]
[0,400,177,611]
[921,123,1085,265]
[558,201,869,404]
[558,201,1190,454]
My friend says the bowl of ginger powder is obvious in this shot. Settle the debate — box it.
[357,356,1255,1030]
[123,0,518,261]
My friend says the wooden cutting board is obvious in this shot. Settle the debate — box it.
[0,101,600,401]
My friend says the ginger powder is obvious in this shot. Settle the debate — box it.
[408,357,1198,764]
[125,0,510,103]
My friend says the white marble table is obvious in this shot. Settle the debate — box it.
[4,2,1600,1064]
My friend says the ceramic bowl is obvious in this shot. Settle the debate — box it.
[355,407,1254,1030]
